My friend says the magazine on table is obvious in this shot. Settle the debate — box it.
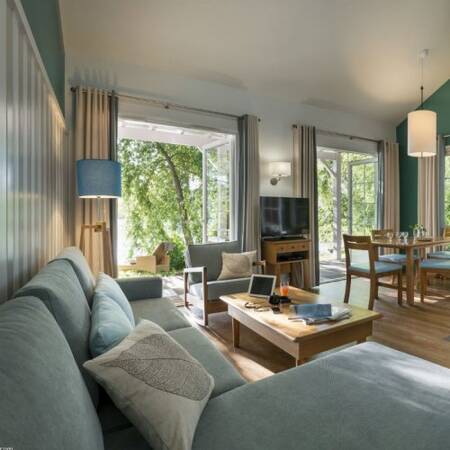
[289,304,352,324]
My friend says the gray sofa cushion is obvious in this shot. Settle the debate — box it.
[13,259,98,405]
[52,246,96,305]
[193,342,450,450]
[186,241,241,283]
[131,297,191,331]
[116,276,163,301]
[0,297,103,450]
[190,278,250,301]
[168,327,246,397]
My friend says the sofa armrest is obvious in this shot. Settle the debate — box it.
[116,277,163,301]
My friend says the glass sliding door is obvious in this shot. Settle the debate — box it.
[348,158,378,235]
[317,147,379,283]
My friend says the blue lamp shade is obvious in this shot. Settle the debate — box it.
[77,159,122,198]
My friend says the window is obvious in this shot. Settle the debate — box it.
[204,139,235,242]
[117,119,236,269]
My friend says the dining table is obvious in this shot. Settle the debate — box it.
[371,236,450,305]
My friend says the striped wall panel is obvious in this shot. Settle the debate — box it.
[0,0,71,302]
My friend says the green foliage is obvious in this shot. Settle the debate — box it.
[119,139,203,271]
[318,152,377,257]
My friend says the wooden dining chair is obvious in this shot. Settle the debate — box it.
[429,226,450,260]
[420,259,450,302]
[343,234,403,310]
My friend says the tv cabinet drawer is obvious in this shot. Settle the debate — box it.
[273,242,309,253]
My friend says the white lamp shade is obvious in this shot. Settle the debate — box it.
[269,161,291,177]
[407,109,437,157]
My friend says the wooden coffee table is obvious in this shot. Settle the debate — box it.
[220,287,381,366]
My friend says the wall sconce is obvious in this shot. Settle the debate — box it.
[269,161,291,185]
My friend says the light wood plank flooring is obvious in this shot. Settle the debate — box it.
[179,277,450,382]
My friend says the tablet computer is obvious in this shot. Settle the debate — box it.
[248,274,277,299]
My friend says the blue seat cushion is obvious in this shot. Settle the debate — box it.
[379,253,419,264]
[421,259,450,269]
[51,247,96,305]
[90,292,134,357]
[185,241,241,283]
[96,273,135,326]
[350,261,401,274]
[168,327,246,397]
[190,278,251,301]
[0,298,103,450]
[428,250,450,260]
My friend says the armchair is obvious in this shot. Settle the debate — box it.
[184,241,265,326]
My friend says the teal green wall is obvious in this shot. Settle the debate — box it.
[20,0,65,110]
[397,79,450,231]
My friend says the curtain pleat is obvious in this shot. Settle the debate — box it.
[382,141,400,232]
[293,125,319,287]
[237,115,261,255]
[74,87,118,276]
[418,137,442,238]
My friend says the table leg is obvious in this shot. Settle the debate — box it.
[406,247,415,305]
[232,318,240,348]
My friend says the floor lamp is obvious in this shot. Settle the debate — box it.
[76,159,121,276]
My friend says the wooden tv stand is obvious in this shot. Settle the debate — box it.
[261,238,311,290]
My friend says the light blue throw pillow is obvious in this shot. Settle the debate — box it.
[90,293,133,357]
[96,273,135,326]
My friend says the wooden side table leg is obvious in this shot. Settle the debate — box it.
[232,318,240,349]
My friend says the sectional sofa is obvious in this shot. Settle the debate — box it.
[1,247,450,450]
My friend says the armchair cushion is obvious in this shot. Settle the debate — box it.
[190,278,251,301]
[217,251,256,280]
[185,241,241,283]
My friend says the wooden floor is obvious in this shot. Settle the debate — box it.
[182,277,450,382]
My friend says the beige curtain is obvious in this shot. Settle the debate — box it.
[293,125,319,287]
[418,136,445,238]
[418,155,439,237]
[74,87,116,276]
[382,141,400,231]
[238,115,260,255]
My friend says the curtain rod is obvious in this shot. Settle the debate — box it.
[70,86,246,121]
[292,124,381,144]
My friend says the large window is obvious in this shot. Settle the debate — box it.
[204,140,235,242]
[117,119,236,271]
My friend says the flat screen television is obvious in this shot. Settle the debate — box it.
[260,196,309,239]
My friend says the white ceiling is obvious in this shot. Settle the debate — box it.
[60,0,450,124]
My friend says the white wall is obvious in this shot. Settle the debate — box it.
[66,52,395,196]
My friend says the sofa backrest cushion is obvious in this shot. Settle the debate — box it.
[90,292,134,357]
[51,246,96,305]
[0,297,104,450]
[13,259,98,405]
[185,241,241,283]
[96,273,136,326]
